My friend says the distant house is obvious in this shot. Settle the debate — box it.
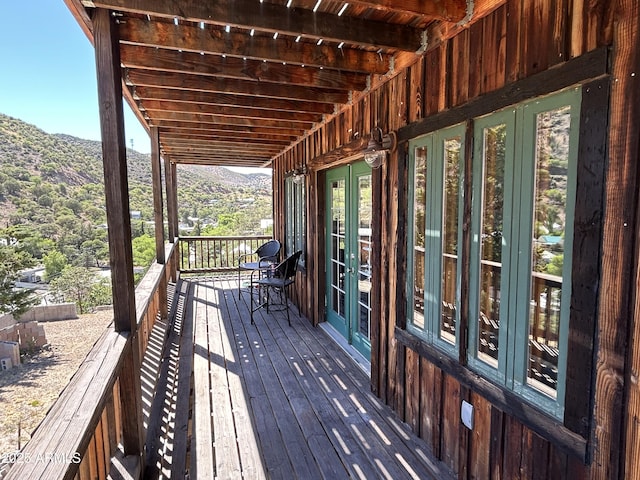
[18,266,45,283]
[537,235,563,247]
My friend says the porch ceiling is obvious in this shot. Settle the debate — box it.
[65,0,470,167]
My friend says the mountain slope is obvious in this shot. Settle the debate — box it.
[0,113,272,264]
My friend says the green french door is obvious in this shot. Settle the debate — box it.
[325,162,372,360]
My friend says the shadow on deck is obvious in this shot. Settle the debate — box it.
[143,276,453,480]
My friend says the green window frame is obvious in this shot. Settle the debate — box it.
[406,87,581,419]
[407,124,466,354]
[285,175,306,266]
[469,87,580,418]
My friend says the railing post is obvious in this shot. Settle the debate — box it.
[151,127,168,321]
[93,7,144,459]
[165,155,177,242]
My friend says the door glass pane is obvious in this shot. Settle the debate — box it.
[330,179,346,316]
[477,124,506,367]
[357,175,372,340]
[440,136,461,344]
[527,105,571,398]
[412,146,427,329]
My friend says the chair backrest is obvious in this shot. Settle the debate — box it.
[274,250,302,280]
[256,239,281,261]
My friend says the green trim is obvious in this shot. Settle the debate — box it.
[407,124,465,356]
[467,87,582,418]
[324,163,372,360]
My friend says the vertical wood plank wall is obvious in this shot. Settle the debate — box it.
[272,1,639,478]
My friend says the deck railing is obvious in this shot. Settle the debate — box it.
[3,242,179,480]
[179,235,272,274]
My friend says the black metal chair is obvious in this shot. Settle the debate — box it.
[250,250,302,326]
[237,239,281,298]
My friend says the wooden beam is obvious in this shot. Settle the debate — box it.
[84,0,424,51]
[346,0,469,22]
[162,144,282,155]
[170,160,270,168]
[120,45,368,91]
[119,17,390,74]
[126,68,349,103]
[161,130,298,142]
[162,136,291,146]
[150,127,165,264]
[169,162,179,238]
[140,99,322,122]
[92,7,143,457]
[164,155,176,241]
[150,127,168,322]
[134,86,336,114]
[148,113,311,131]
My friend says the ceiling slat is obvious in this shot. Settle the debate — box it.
[126,69,349,104]
[134,86,335,114]
[140,100,322,122]
[84,0,425,51]
[120,45,369,91]
[119,18,391,74]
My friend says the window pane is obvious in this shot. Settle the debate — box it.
[330,179,346,316]
[477,124,506,367]
[357,175,372,340]
[440,136,461,344]
[412,146,427,329]
[527,105,571,398]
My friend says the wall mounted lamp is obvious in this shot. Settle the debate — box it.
[290,166,307,185]
[364,126,397,169]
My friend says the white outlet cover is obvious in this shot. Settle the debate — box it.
[461,400,474,430]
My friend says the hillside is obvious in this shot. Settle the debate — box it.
[0,113,272,265]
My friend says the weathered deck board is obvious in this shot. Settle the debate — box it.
[150,276,453,479]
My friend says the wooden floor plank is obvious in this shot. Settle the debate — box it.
[254,283,436,480]
[217,280,296,479]
[192,282,215,479]
[225,283,327,479]
[148,276,452,480]
[205,281,244,479]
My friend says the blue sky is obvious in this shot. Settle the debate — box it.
[0,1,152,153]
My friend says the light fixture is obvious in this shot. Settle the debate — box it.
[290,166,307,185]
[364,126,396,169]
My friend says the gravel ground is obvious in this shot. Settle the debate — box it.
[0,310,114,459]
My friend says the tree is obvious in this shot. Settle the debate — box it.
[43,250,68,281]
[0,244,39,318]
[132,234,156,267]
[49,266,96,314]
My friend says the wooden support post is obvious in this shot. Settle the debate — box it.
[164,155,177,242]
[150,127,166,264]
[170,162,179,238]
[151,127,168,320]
[93,7,144,458]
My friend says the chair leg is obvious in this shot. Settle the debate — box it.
[284,287,291,326]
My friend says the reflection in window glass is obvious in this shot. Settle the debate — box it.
[478,124,506,368]
[440,137,461,344]
[330,180,346,316]
[412,146,427,329]
[358,175,372,340]
[527,106,571,398]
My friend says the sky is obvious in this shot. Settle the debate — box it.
[0,1,267,174]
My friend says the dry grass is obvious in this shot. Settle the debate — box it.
[0,310,114,458]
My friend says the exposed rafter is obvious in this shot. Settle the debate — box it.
[118,18,391,74]
[120,45,369,91]
[69,0,484,166]
[82,0,425,51]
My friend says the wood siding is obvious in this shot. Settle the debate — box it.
[272,1,640,479]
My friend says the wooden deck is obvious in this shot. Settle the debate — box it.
[144,277,453,480]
